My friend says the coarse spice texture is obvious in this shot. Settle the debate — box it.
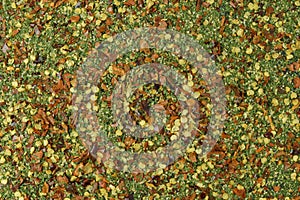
[0,0,300,199]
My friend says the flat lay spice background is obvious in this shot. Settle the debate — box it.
[0,0,300,199]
